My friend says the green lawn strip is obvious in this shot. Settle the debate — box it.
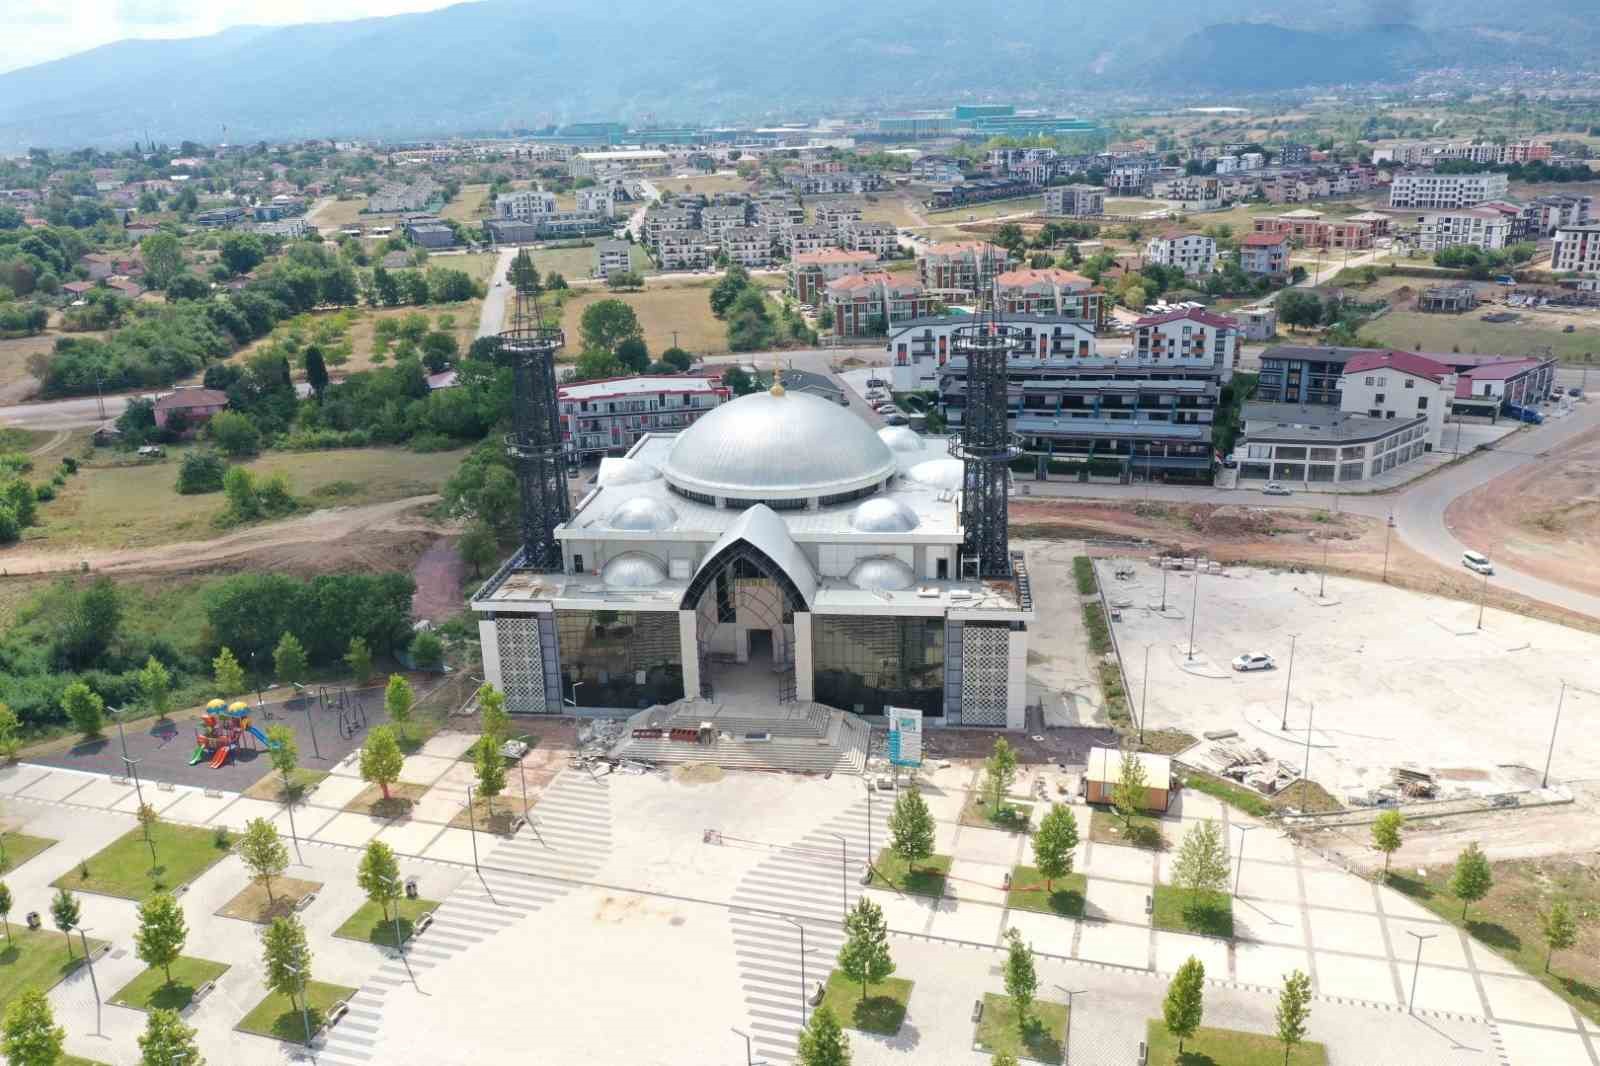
[237,980,357,1044]
[1152,885,1235,939]
[0,833,57,874]
[974,992,1068,1064]
[1072,555,1097,594]
[1179,771,1273,818]
[1089,807,1166,850]
[53,823,231,900]
[818,969,913,1035]
[109,956,230,1012]
[1144,1019,1328,1065]
[869,849,952,898]
[0,929,109,1014]
[1007,866,1087,919]
[959,793,1034,833]
[332,897,440,948]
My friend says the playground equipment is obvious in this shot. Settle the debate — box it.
[190,700,279,768]
[319,687,367,740]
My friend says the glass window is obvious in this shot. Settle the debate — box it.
[556,610,684,709]
[813,616,946,717]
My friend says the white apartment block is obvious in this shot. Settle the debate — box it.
[1151,175,1222,210]
[756,197,805,239]
[1339,352,1455,450]
[1144,231,1217,275]
[846,221,897,257]
[656,229,711,271]
[1389,172,1509,209]
[495,188,558,221]
[785,224,835,258]
[592,239,633,278]
[788,248,878,305]
[814,204,863,238]
[1415,209,1511,253]
[1552,225,1600,274]
[576,186,615,218]
[721,226,772,268]
[700,204,750,241]
[1042,184,1105,217]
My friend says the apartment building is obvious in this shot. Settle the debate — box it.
[755,196,805,239]
[368,178,438,213]
[993,268,1103,326]
[700,203,750,242]
[642,206,698,246]
[911,156,964,184]
[1042,184,1105,217]
[1151,175,1222,210]
[825,273,937,337]
[1237,232,1289,277]
[888,315,1100,392]
[655,229,711,271]
[785,223,835,258]
[1415,208,1511,253]
[1144,231,1217,275]
[1339,350,1455,448]
[1529,194,1593,237]
[592,239,633,278]
[721,226,772,268]
[1255,345,1370,405]
[1251,210,1374,251]
[576,185,615,218]
[917,241,1008,295]
[1133,308,1240,374]
[1552,225,1600,274]
[1389,172,1509,209]
[496,188,557,221]
[788,249,878,306]
[559,375,724,459]
[846,222,897,257]
[814,203,863,238]
[1500,141,1554,164]
[784,171,886,196]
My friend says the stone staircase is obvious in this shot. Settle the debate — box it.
[608,699,870,774]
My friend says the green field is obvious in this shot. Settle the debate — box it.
[53,824,231,900]
[926,196,1043,222]
[1362,309,1600,363]
[556,282,728,356]
[439,183,491,223]
[237,980,357,1044]
[1145,1020,1329,1065]
[110,956,230,1012]
[0,929,107,1014]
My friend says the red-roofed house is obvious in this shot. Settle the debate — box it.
[1237,232,1289,277]
[994,268,1103,325]
[1452,356,1556,411]
[1144,230,1216,275]
[786,248,878,306]
[825,273,937,337]
[1339,350,1456,447]
[1133,308,1240,371]
[154,386,229,434]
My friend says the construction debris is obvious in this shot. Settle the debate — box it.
[1186,735,1295,794]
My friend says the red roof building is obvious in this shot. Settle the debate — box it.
[154,387,229,433]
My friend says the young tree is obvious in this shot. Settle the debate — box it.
[1449,842,1492,921]
[61,680,104,739]
[477,683,509,745]
[795,1003,852,1066]
[239,817,289,904]
[474,732,508,816]
[984,737,1018,816]
[138,656,173,720]
[357,840,403,924]
[458,522,498,578]
[1111,749,1150,829]
[1173,819,1229,896]
[212,647,246,698]
[384,674,414,739]
[1031,804,1080,891]
[1002,927,1037,1032]
[1542,900,1578,973]
[0,881,11,940]
[135,892,188,986]
[1,988,64,1066]
[344,636,374,687]
[139,1007,203,1066]
[266,724,298,784]
[1163,956,1206,1054]
[888,788,935,871]
[261,915,312,1014]
[837,897,894,1000]
[137,802,161,864]
[360,725,404,801]
[1371,810,1404,878]
[50,887,80,957]
[1276,969,1312,1066]
[273,632,308,686]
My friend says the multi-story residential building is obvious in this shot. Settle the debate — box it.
[825,273,937,337]
[1237,232,1289,277]
[559,375,724,459]
[495,188,557,221]
[813,204,863,239]
[656,229,711,271]
[1450,355,1558,412]
[642,205,698,246]
[1151,175,1222,210]
[788,248,878,306]
[1043,184,1105,217]
[755,196,805,239]
[1552,225,1600,274]
[1279,142,1312,165]
[917,241,1008,296]
[911,156,964,184]
[721,226,772,268]
[1251,210,1374,251]
[592,239,633,278]
[1255,345,1371,405]
[576,185,615,218]
[1133,308,1240,374]
[993,268,1103,326]
[785,223,835,258]
[889,314,1101,391]
[1388,172,1509,209]
[1339,349,1456,446]
[1499,141,1553,165]
[926,177,1035,209]
[1415,208,1511,253]
[784,171,886,195]
[368,178,438,213]
[1528,194,1592,237]
[1144,230,1216,275]
[845,221,897,257]
[700,203,750,242]
[1105,162,1153,194]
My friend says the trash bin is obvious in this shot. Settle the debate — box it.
[25,911,41,931]
[404,877,419,900]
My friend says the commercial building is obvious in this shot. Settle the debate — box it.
[559,376,725,460]
[917,241,1008,297]
[1237,232,1289,277]
[569,150,671,179]
[1144,230,1216,275]
[1388,172,1510,209]
[1132,308,1240,374]
[1414,208,1511,252]
[888,314,1100,392]
[403,218,456,248]
[1042,184,1105,217]
[788,248,878,306]
[1235,405,1431,483]
[1452,356,1559,414]
[1552,225,1600,274]
[825,273,937,337]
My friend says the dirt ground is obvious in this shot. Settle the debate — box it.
[1446,423,1600,598]
[411,535,466,622]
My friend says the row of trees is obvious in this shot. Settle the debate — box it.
[710,264,816,351]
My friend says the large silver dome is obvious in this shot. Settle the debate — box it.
[608,496,679,531]
[660,389,896,501]
[907,459,965,490]
[601,552,668,588]
[850,497,919,532]
[849,557,917,591]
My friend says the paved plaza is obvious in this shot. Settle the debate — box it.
[1,748,1594,1064]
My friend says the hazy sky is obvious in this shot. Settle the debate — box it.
[0,0,463,74]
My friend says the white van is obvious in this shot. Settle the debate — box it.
[1462,550,1493,575]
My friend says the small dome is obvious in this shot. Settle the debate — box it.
[850,497,920,532]
[907,459,965,490]
[601,552,668,588]
[608,497,679,532]
[849,557,917,591]
[877,426,923,453]
[596,457,660,486]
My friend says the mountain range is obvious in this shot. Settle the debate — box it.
[0,0,1596,149]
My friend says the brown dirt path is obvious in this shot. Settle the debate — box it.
[411,535,466,622]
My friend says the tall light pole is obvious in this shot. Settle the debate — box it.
[1140,643,1152,745]
[1233,824,1257,897]
[1541,681,1567,789]
[1301,701,1316,784]
[1160,566,1168,613]
[464,784,480,872]
[1405,930,1437,1014]
[107,706,145,809]
[1476,560,1491,630]
[782,917,808,1027]
[1382,514,1395,584]
[285,962,314,1045]
[826,832,848,922]
[1318,530,1330,600]
[1280,634,1297,731]
[730,1027,766,1066]
[516,735,531,820]
[862,780,874,872]
[1187,570,1200,662]
[78,928,101,1037]
[1055,986,1087,1064]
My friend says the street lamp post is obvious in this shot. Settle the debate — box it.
[826,832,848,922]
[78,928,101,1036]
[1160,566,1168,613]
[285,792,303,865]
[1541,681,1567,789]
[517,735,531,819]
[1382,515,1395,584]
[303,695,321,760]
[782,917,808,1027]
[1405,930,1437,1014]
[1280,634,1297,731]
[1318,530,1330,599]
[285,962,314,1045]
[1233,824,1257,896]
[1301,701,1316,784]
[1187,571,1200,662]
[464,784,480,871]
[862,780,874,872]
[730,1026,766,1066]
[1476,561,1491,630]
[108,706,145,809]
[1054,986,1087,1064]
[1140,644,1152,745]
[564,680,586,707]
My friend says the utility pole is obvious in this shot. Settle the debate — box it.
[1280,634,1297,731]
[1541,681,1567,789]
[1382,515,1395,584]
[1302,701,1316,784]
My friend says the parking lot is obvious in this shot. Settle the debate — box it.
[1100,559,1600,801]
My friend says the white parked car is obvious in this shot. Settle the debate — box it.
[1262,482,1293,496]
[1231,652,1276,672]
[1462,550,1494,575]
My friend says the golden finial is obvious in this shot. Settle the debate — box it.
[769,352,785,397]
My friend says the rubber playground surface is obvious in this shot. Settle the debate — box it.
[26,685,401,792]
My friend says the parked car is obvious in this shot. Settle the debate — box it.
[874,403,898,414]
[866,377,888,388]
[136,445,165,459]
[1570,387,1584,398]
[883,413,909,426]
[1262,482,1292,496]
[1231,652,1276,672]
[1462,550,1494,575]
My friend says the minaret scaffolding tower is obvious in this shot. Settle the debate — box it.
[496,266,569,571]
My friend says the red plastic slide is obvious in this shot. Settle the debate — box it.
[210,744,231,768]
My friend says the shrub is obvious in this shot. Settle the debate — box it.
[175,450,227,494]
[0,504,18,544]
[409,630,444,670]
[34,483,54,502]
[207,411,261,457]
